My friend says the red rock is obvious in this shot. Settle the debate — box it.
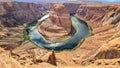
[0,2,44,27]
[47,51,57,66]
[76,4,120,28]
[39,4,72,39]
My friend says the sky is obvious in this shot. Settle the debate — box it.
[13,0,120,3]
[91,0,120,2]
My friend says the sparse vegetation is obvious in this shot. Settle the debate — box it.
[22,25,30,42]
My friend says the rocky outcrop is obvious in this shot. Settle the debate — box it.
[39,4,72,40]
[72,4,120,66]
[11,42,57,66]
[76,4,120,28]
[94,31,120,59]
[47,51,57,65]
[0,47,23,68]
[80,30,120,65]
[0,2,45,27]
[49,4,72,33]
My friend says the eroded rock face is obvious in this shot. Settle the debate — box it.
[76,4,120,28]
[0,2,45,27]
[39,4,72,40]
[50,4,72,31]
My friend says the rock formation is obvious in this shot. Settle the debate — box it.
[47,51,57,66]
[0,2,45,27]
[39,4,72,40]
[76,4,120,29]
[0,48,23,68]
[74,3,120,66]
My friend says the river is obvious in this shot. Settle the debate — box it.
[27,14,91,50]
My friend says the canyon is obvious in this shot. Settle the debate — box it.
[0,2,120,68]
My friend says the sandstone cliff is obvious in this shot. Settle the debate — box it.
[76,4,120,29]
[39,4,72,41]
[74,3,120,66]
[0,2,45,27]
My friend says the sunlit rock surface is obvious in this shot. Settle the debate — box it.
[39,4,72,41]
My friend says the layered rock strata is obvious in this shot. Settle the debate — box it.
[76,4,120,29]
[39,4,72,40]
[0,2,45,27]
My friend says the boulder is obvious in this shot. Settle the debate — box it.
[41,51,57,66]
[47,51,57,66]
